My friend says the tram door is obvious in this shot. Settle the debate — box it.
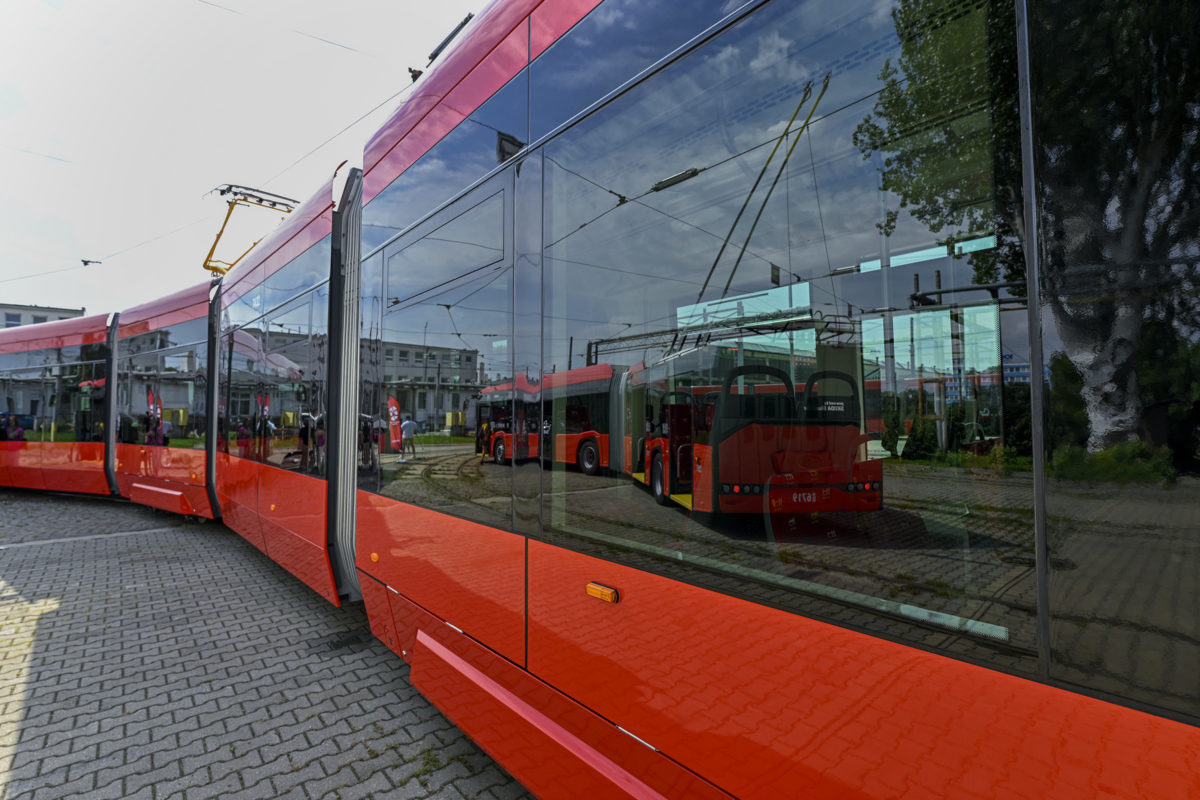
[361,167,525,665]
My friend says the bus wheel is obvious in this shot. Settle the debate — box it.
[578,440,600,475]
[651,453,668,505]
[494,439,506,464]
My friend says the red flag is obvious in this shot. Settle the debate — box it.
[387,397,403,450]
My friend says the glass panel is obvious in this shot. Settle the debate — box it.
[530,0,749,140]
[365,182,513,531]
[514,151,542,538]
[541,0,1033,671]
[2,344,109,441]
[1032,1,1200,717]
[309,284,330,477]
[358,251,386,493]
[224,318,269,461]
[1,369,43,440]
[262,237,330,314]
[223,283,265,330]
[116,344,207,449]
[249,296,315,469]
[363,70,529,254]
[123,319,207,354]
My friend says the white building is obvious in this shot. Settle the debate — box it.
[1,303,86,329]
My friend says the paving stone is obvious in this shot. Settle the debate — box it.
[0,488,531,800]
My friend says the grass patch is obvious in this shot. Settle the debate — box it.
[1048,442,1175,485]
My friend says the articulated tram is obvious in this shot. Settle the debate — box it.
[3,0,1198,797]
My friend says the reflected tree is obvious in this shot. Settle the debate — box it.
[856,0,1200,453]
[1033,1,1200,452]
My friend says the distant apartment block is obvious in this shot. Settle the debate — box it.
[0,303,86,328]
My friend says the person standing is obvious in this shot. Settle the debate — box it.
[400,415,418,461]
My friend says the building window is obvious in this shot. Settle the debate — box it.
[32,315,47,324]
[4,313,19,328]
[397,350,409,363]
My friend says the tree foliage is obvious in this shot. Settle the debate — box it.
[856,0,1200,453]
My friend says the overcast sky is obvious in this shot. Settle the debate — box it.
[0,0,483,315]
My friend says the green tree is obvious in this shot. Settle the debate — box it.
[855,0,1200,452]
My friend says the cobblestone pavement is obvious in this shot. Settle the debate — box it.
[0,488,533,800]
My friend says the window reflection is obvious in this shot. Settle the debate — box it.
[263,239,331,314]
[540,0,1035,670]
[530,0,749,141]
[1031,0,1200,717]
[219,293,327,474]
[116,323,207,449]
[360,178,513,532]
[0,355,108,443]
[363,72,529,254]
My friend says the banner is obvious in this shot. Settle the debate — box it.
[387,397,403,450]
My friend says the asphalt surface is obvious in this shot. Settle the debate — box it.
[0,488,533,800]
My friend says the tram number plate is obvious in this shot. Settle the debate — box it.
[792,491,817,503]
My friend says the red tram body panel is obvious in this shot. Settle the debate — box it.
[527,541,1199,800]
[357,491,525,665]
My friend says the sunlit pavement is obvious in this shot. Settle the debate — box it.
[0,489,531,800]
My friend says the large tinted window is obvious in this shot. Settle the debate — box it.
[115,320,208,448]
[530,0,750,140]
[116,320,208,449]
[358,175,513,532]
[363,70,529,254]
[1031,1,1200,718]
[262,237,331,314]
[2,345,108,442]
[220,293,327,476]
[540,0,1035,673]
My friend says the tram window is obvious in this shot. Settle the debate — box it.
[1,368,45,438]
[540,0,1036,674]
[361,179,513,531]
[259,297,322,473]
[262,238,330,315]
[116,341,207,449]
[123,319,206,356]
[363,70,528,254]
[1,358,107,442]
[222,319,271,462]
[60,362,107,442]
[1030,1,1200,718]
[0,353,26,371]
[224,283,265,330]
[530,0,746,141]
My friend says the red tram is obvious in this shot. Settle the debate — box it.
[2,0,1198,798]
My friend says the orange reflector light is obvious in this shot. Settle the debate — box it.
[585,582,620,603]
[370,552,380,563]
